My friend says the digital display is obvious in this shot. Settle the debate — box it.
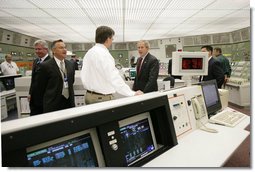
[182,58,203,70]
[129,68,136,80]
[203,84,220,108]
[120,118,156,166]
[200,80,222,116]
[26,133,98,167]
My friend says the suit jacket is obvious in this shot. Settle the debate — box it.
[70,59,79,70]
[29,55,51,115]
[133,53,159,93]
[202,57,224,88]
[37,58,75,113]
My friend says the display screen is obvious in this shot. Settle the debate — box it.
[182,58,203,70]
[119,118,156,166]
[203,84,219,107]
[2,78,15,90]
[129,68,136,80]
[200,80,222,116]
[26,133,98,167]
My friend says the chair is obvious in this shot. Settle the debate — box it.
[163,76,175,88]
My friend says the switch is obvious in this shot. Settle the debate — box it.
[109,139,117,145]
[107,130,115,136]
[187,100,191,106]
[111,144,118,151]
[173,116,178,120]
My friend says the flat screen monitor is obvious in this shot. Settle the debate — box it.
[172,52,208,76]
[200,79,222,117]
[119,112,157,166]
[26,128,105,167]
[129,68,136,80]
[2,78,15,90]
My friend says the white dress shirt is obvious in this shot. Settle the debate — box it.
[0,61,19,75]
[54,56,66,72]
[81,43,135,96]
[40,54,49,62]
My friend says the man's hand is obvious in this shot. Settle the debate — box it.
[27,95,31,102]
[135,90,144,95]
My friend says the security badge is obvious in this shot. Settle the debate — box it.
[64,76,69,88]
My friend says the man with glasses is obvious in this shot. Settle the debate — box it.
[0,54,19,75]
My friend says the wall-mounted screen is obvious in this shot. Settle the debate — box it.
[182,58,203,70]
[26,128,105,167]
[172,51,208,76]
[119,112,157,166]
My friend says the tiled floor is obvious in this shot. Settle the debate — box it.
[1,108,18,122]
[223,103,251,167]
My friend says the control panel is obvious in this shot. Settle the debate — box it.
[168,95,192,137]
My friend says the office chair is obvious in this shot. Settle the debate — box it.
[163,76,175,88]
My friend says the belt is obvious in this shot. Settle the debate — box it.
[86,90,112,96]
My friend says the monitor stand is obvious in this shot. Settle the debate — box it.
[182,76,192,86]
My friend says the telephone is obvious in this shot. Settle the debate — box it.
[191,95,218,133]
[191,95,206,120]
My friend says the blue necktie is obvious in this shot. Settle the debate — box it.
[37,58,41,64]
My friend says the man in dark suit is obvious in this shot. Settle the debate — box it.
[70,55,79,70]
[36,39,75,113]
[133,40,159,93]
[200,45,224,88]
[28,40,51,116]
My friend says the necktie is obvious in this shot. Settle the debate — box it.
[60,61,69,99]
[36,58,41,65]
[136,58,143,76]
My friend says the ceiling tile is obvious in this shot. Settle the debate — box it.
[0,0,251,43]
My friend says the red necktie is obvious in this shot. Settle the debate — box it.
[136,58,143,75]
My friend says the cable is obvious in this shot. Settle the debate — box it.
[198,120,218,133]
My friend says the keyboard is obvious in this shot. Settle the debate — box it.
[209,110,247,127]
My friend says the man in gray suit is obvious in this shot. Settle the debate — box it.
[37,39,75,113]
[133,40,159,93]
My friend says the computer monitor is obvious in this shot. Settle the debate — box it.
[0,74,22,90]
[172,52,209,76]
[119,112,157,166]
[26,128,105,167]
[200,80,222,117]
[129,68,136,80]
[0,80,6,91]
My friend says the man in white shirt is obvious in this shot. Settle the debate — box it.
[0,54,19,75]
[81,26,143,104]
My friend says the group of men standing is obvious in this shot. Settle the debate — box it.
[4,25,229,117]
[28,26,160,116]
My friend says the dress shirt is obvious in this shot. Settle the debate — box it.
[54,57,67,91]
[39,54,49,63]
[0,61,19,75]
[54,57,66,73]
[200,56,212,81]
[81,43,135,96]
[137,52,148,75]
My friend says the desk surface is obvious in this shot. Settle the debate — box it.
[0,89,16,96]
[143,115,250,167]
[0,74,22,79]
